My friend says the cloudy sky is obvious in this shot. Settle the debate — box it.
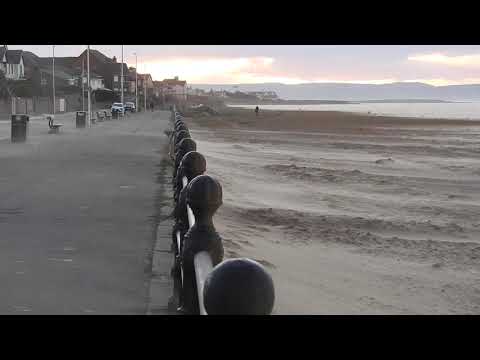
[7,45,480,85]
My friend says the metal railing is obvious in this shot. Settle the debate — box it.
[169,105,275,315]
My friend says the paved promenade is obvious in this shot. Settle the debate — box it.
[0,110,173,314]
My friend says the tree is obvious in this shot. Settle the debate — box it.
[30,66,43,97]
[0,70,12,99]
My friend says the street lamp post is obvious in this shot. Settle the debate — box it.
[52,45,55,115]
[121,45,124,105]
[144,64,147,112]
[134,52,138,113]
[81,58,85,112]
[87,45,91,127]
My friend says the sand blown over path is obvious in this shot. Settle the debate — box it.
[185,109,480,314]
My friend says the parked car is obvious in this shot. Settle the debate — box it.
[124,102,136,113]
[111,102,125,115]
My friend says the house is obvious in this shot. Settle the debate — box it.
[81,73,105,90]
[138,73,154,96]
[0,46,25,80]
[158,76,187,101]
[111,62,129,94]
[153,81,163,97]
[125,67,151,96]
[73,50,128,94]
[126,67,137,95]
[187,87,207,96]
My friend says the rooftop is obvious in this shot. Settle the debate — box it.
[4,50,23,64]
[0,46,6,60]
[162,78,187,86]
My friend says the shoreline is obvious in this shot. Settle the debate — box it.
[226,105,480,123]
[226,99,460,105]
[185,106,480,133]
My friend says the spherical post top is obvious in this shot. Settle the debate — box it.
[179,151,207,180]
[203,258,275,315]
[175,119,184,127]
[174,130,190,148]
[175,122,188,132]
[186,174,222,219]
[176,138,197,156]
[175,119,187,126]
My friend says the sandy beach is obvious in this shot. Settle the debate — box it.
[183,107,480,314]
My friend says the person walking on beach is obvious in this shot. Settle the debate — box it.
[255,106,259,116]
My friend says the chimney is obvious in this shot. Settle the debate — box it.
[113,56,117,63]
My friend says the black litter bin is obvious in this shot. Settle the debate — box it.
[76,111,87,128]
[11,114,29,143]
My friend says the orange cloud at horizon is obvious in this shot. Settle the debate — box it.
[138,56,279,83]
[408,53,480,67]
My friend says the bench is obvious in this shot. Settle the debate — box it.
[47,116,63,134]
[104,110,112,120]
[96,111,105,122]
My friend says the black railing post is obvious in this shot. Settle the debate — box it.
[168,108,275,315]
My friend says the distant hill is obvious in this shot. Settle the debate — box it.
[192,82,480,102]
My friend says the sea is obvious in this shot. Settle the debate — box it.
[228,102,480,120]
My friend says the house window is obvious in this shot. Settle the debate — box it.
[114,75,118,82]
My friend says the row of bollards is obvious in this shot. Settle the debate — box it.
[169,106,275,315]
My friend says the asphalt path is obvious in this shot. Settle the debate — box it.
[0,110,171,314]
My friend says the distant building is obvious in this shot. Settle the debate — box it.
[126,67,137,95]
[187,87,207,96]
[158,76,187,100]
[246,91,278,100]
[153,81,163,97]
[73,50,128,94]
[0,46,25,80]
[37,67,77,89]
[213,90,228,98]
[81,73,105,90]
[138,73,154,96]
[111,63,129,95]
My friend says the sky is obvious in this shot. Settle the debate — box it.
[7,45,480,86]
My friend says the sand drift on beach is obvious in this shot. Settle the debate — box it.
[185,109,480,314]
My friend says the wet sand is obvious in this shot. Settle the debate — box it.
[184,108,480,314]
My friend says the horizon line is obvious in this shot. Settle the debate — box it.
[187,81,480,87]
